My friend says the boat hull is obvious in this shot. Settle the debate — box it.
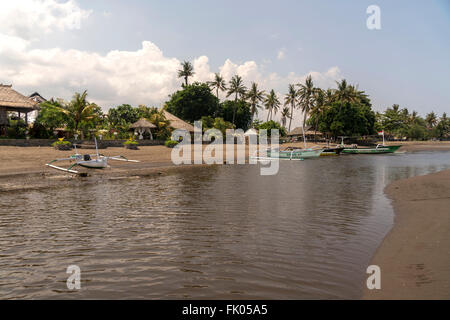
[321,147,344,156]
[78,158,108,168]
[342,145,401,154]
[267,149,323,159]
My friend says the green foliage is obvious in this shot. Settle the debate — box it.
[6,119,28,138]
[255,120,287,137]
[34,100,69,131]
[52,139,72,147]
[165,83,220,123]
[108,104,141,126]
[318,101,376,138]
[123,139,138,145]
[149,110,171,140]
[164,140,179,148]
[407,123,429,140]
[376,105,450,140]
[219,100,251,131]
[434,113,450,139]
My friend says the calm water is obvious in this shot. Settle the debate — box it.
[1,151,449,299]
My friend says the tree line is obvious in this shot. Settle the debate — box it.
[5,60,448,141]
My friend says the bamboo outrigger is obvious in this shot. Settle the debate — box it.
[46,138,139,174]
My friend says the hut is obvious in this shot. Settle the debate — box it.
[162,110,195,133]
[0,84,39,134]
[244,128,258,144]
[130,118,156,140]
[287,126,323,142]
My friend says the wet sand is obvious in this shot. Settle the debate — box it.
[364,169,450,299]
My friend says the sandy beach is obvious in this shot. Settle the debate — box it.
[364,169,450,299]
[1,141,450,192]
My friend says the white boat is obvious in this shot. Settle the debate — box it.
[46,137,139,174]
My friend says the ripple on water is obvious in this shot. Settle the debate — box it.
[0,151,449,299]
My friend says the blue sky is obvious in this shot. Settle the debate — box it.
[1,0,449,120]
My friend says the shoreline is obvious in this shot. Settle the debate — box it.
[363,169,450,299]
[1,141,450,192]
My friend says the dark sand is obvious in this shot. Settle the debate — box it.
[364,169,450,299]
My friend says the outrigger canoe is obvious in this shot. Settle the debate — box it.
[266,148,324,159]
[320,146,345,156]
[342,144,401,154]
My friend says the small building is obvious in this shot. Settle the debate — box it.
[162,110,195,133]
[130,118,156,140]
[29,92,47,104]
[0,84,39,134]
[287,126,323,141]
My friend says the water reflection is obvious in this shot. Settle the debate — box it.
[0,151,449,299]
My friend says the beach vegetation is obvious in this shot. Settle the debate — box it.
[165,82,220,123]
[164,139,179,148]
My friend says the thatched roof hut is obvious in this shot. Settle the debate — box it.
[130,118,156,140]
[162,110,195,133]
[130,118,156,129]
[0,84,39,127]
[287,126,322,136]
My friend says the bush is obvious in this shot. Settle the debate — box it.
[6,119,27,138]
[123,139,139,146]
[52,138,72,150]
[165,140,179,148]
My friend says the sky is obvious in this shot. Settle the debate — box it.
[0,0,449,127]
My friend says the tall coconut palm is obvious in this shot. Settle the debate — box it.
[177,61,195,86]
[280,106,291,128]
[264,89,280,121]
[246,82,265,122]
[227,75,247,124]
[284,84,298,133]
[425,111,438,129]
[208,73,227,99]
[310,88,326,141]
[297,75,315,148]
[67,90,98,132]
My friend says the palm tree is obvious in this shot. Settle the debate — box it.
[67,90,97,132]
[280,106,291,128]
[425,112,438,128]
[310,88,326,141]
[264,89,280,121]
[227,75,247,124]
[208,73,227,99]
[284,84,298,133]
[177,61,195,86]
[297,75,315,148]
[246,82,265,122]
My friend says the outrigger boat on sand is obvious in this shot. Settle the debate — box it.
[251,147,324,161]
[341,144,401,154]
[46,138,139,174]
[339,133,402,154]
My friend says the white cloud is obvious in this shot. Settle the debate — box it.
[0,0,91,40]
[0,0,342,129]
[277,48,286,60]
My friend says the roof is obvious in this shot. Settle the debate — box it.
[0,84,39,110]
[287,126,322,136]
[130,118,156,129]
[29,92,47,103]
[244,128,258,136]
[162,110,195,132]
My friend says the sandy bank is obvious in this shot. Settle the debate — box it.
[364,169,450,299]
